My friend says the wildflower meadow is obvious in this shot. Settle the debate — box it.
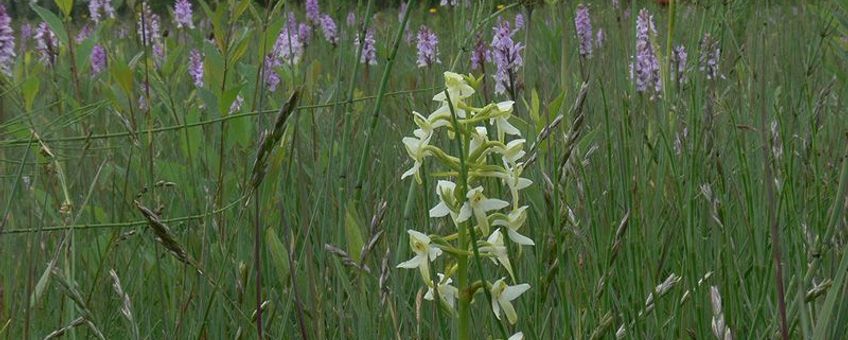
[2,0,848,339]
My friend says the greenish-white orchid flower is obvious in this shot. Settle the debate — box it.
[490,278,530,325]
[469,126,490,158]
[507,332,524,340]
[401,134,432,183]
[497,138,527,164]
[429,180,471,223]
[424,273,459,309]
[495,160,533,209]
[397,230,443,283]
[413,111,449,140]
[458,186,509,235]
[493,206,534,246]
[490,101,521,141]
[433,71,475,103]
[479,230,515,279]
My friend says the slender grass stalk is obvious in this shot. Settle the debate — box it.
[352,1,412,203]
[757,10,789,340]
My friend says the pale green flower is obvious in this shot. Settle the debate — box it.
[495,160,533,209]
[401,135,432,183]
[424,273,459,309]
[508,332,524,340]
[490,278,530,325]
[469,126,490,158]
[429,180,471,223]
[479,230,515,279]
[493,206,534,246]
[490,101,521,141]
[397,230,443,283]
[433,71,475,103]
[413,110,449,139]
[458,186,509,235]
[497,139,527,164]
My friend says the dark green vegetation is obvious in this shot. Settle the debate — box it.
[1,0,848,339]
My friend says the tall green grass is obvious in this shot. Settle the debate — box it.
[1,0,848,338]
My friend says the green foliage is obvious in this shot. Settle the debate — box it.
[1,1,847,339]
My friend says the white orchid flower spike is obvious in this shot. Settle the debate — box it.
[479,229,515,279]
[396,230,442,283]
[491,278,530,325]
[423,273,459,309]
[458,186,509,235]
[494,206,534,246]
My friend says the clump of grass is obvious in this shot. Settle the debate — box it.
[0,1,846,339]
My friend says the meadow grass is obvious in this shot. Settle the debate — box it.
[1,0,848,339]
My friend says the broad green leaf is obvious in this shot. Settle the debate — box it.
[229,30,253,65]
[111,60,134,95]
[75,38,94,75]
[21,77,40,112]
[213,4,227,52]
[549,90,566,117]
[179,108,203,161]
[54,0,74,17]
[198,87,220,117]
[29,258,57,308]
[261,20,284,57]
[234,0,253,22]
[228,112,251,148]
[30,4,69,45]
[530,88,541,124]
[344,202,366,261]
[203,43,225,95]
[266,227,291,285]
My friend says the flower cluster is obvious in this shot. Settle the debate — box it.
[416,25,440,68]
[514,14,525,31]
[346,11,356,27]
[90,44,107,76]
[0,5,15,76]
[298,21,313,46]
[398,72,533,330]
[631,9,661,95]
[188,49,204,87]
[76,25,92,44]
[470,33,490,71]
[574,4,593,58]
[302,0,339,46]
[35,22,58,67]
[263,54,282,92]
[305,0,321,25]
[596,29,605,49]
[89,0,116,24]
[699,33,720,80]
[273,13,306,65]
[491,18,524,96]
[19,23,32,53]
[355,27,377,65]
[137,3,165,61]
[174,0,195,30]
[319,14,338,46]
